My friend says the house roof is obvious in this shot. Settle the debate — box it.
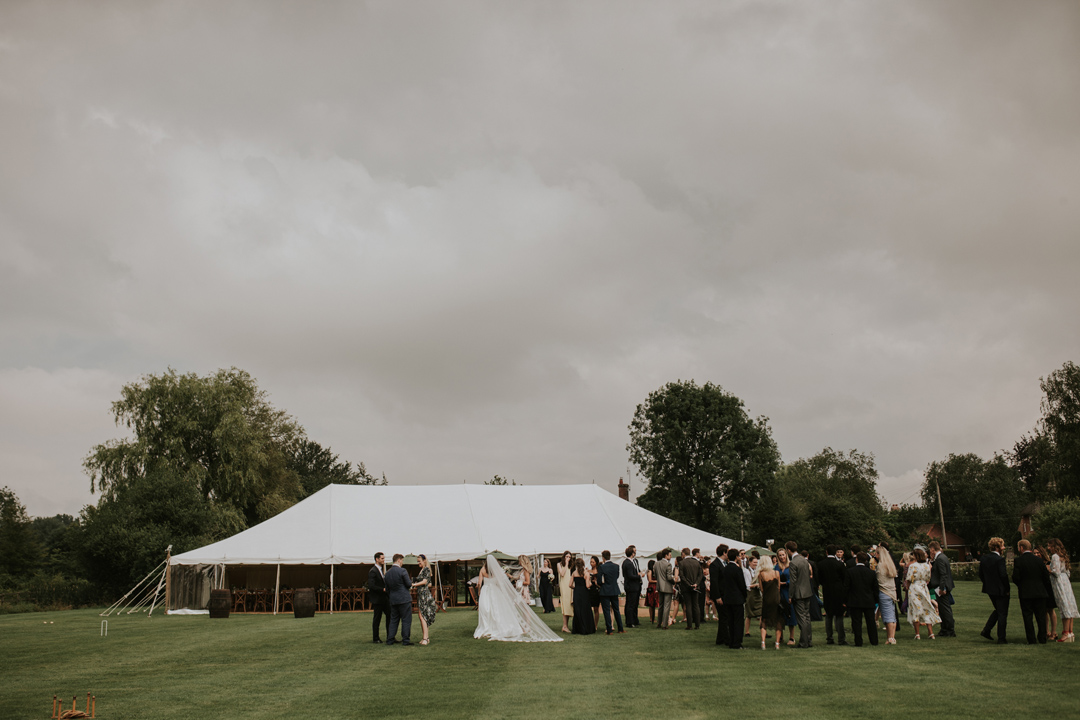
[914,523,967,547]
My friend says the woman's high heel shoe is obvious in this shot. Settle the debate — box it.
[775,640,780,649]
[761,641,766,650]
[914,635,921,640]
[929,632,935,640]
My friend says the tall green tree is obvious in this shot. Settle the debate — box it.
[0,487,39,581]
[628,380,780,533]
[1012,361,1080,500]
[287,438,386,498]
[77,467,242,596]
[751,448,885,551]
[922,453,1028,551]
[1032,498,1080,560]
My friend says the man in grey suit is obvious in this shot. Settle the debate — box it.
[786,541,813,648]
[384,553,413,646]
[654,548,675,629]
[928,541,956,637]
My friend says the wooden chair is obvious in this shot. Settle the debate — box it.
[231,589,247,613]
[252,589,270,613]
[279,589,294,613]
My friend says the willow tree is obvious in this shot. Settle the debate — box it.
[85,368,306,526]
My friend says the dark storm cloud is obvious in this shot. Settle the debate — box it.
[1,1,1078,515]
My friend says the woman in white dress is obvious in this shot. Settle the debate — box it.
[904,547,941,639]
[1048,538,1078,642]
[516,555,532,605]
[474,555,562,643]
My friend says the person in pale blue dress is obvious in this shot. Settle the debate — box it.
[1048,539,1077,642]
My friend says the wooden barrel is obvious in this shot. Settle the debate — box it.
[208,589,231,619]
[293,588,316,618]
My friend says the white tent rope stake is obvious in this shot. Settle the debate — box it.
[100,554,169,618]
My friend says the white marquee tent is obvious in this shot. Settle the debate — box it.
[171,483,751,567]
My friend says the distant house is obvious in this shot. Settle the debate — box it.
[913,524,969,560]
[1018,502,1041,539]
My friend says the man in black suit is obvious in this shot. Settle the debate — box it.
[846,552,878,647]
[384,553,413,646]
[598,550,625,635]
[678,548,703,630]
[710,544,729,646]
[622,545,644,628]
[928,541,956,637]
[722,548,748,648]
[365,551,390,643]
[1013,539,1049,644]
[979,536,1009,643]
[819,544,849,646]
[694,549,709,623]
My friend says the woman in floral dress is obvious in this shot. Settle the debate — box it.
[904,547,940,639]
[413,554,437,645]
[1048,538,1078,642]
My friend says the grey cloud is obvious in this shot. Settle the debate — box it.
[1,1,1078,515]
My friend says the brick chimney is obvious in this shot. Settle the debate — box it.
[617,477,629,501]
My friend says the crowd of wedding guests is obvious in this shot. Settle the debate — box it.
[359,536,1077,648]
[540,537,1078,648]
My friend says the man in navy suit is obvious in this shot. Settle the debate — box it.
[979,536,1009,643]
[384,554,413,646]
[722,548,748,648]
[598,550,625,634]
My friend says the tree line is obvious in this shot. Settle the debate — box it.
[629,361,1080,560]
[2,362,1078,612]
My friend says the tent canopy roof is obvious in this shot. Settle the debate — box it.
[171,483,750,566]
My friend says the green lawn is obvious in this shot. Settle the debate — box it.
[3,581,1078,720]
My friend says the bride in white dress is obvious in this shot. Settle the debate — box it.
[474,555,562,643]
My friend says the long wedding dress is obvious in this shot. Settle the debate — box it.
[474,555,562,642]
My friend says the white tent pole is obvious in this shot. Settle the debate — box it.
[148,545,171,617]
[330,562,335,615]
[273,563,281,615]
[433,559,442,610]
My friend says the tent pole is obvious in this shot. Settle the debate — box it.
[330,563,334,615]
[165,551,172,613]
[273,563,281,615]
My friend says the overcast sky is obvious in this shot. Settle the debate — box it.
[2,1,1078,518]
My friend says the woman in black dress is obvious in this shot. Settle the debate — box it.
[571,558,596,635]
[538,558,556,613]
[588,555,602,628]
[757,555,783,650]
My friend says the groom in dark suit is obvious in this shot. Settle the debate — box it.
[819,545,849,646]
[979,536,1009,643]
[598,550,625,634]
[928,541,956,637]
[384,554,413,646]
[710,545,729,646]
[621,546,644,628]
[365,552,390,643]
[846,552,878,647]
[721,548,747,649]
[1012,539,1049,644]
